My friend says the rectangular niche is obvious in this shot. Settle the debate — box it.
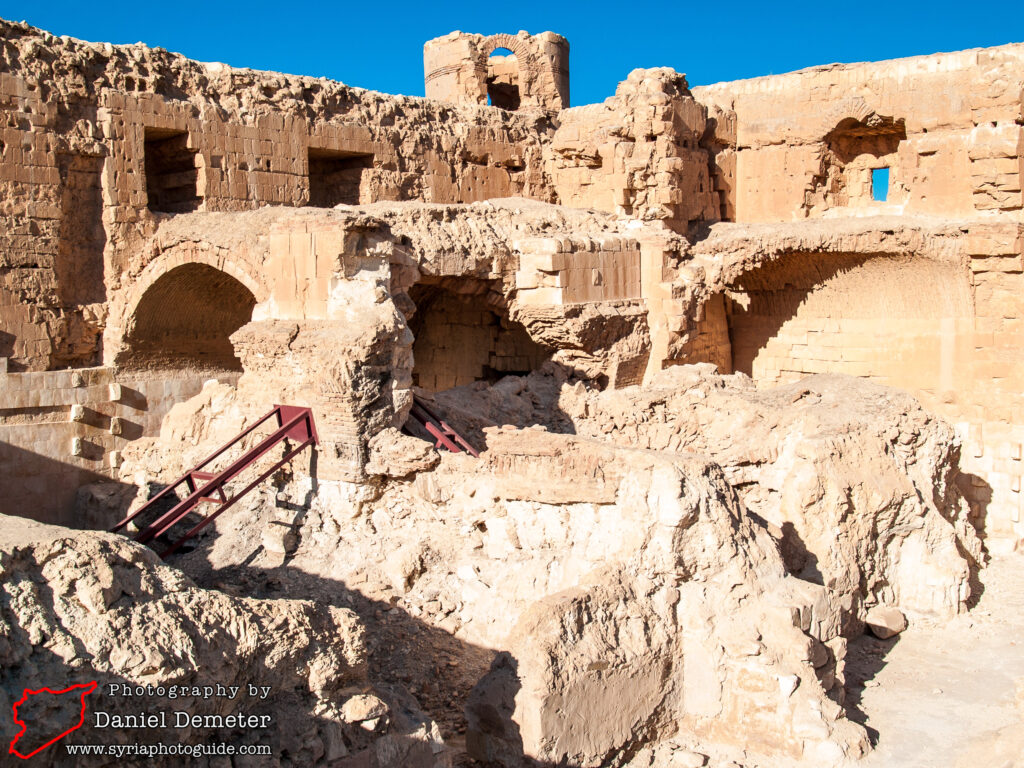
[144,128,202,213]
[57,153,106,306]
[307,148,374,207]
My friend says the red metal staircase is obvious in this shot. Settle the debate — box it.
[110,405,318,558]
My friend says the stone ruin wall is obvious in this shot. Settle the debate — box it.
[0,19,558,522]
[0,16,1023,546]
[1,20,719,375]
[690,46,1024,542]
[0,21,1022,768]
[546,68,722,232]
[0,367,220,527]
[0,18,556,375]
[693,44,1024,222]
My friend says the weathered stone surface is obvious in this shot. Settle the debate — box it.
[144,406,907,765]
[2,14,1023,768]
[0,515,445,767]
[367,427,441,477]
[866,606,909,639]
[341,693,389,724]
[2,13,1022,545]
[433,365,982,622]
[424,31,569,112]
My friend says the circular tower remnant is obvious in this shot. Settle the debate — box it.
[424,30,569,112]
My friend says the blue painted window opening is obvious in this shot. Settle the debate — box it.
[872,167,890,202]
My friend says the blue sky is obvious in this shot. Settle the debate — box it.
[3,1,1022,106]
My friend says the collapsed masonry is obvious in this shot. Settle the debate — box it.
[0,16,1020,768]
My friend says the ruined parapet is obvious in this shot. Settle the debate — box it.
[424,31,569,112]
[546,68,722,233]
[691,42,1024,223]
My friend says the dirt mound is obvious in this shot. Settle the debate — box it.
[0,516,443,766]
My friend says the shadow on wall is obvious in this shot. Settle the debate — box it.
[487,48,520,110]
[956,472,993,541]
[0,329,14,362]
[823,118,907,207]
[723,251,972,384]
[726,252,875,377]
[406,278,553,394]
[0,441,134,529]
[56,153,107,307]
[117,263,256,372]
[777,520,825,585]
[955,471,993,609]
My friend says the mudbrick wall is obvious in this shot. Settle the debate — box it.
[1,18,731,375]
[0,367,231,526]
[0,18,555,373]
[692,44,1024,222]
[674,218,1024,542]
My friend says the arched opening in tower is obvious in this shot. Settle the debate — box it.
[118,263,257,371]
[486,48,521,110]
[407,278,550,392]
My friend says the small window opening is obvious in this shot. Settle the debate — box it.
[871,167,890,202]
[144,129,201,213]
[308,148,374,207]
[486,48,520,111]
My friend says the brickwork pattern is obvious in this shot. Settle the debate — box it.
[549,69,719,233]
[515,236,642,306]
[0,20,553,372]
[694,44,1024,223]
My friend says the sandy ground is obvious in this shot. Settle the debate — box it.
[850,552,1024,768]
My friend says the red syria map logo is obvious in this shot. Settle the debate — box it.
[8,681,98,759]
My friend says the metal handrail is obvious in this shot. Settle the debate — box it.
[110,405,318,558]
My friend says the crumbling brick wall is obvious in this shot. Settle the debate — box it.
[547,69,720,233]
[692,45,1024,223]
[0,20,556,373]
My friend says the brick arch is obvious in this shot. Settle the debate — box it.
[820,97,878,139]
[719,249,972,388]
[481,34,533,61]
[104,244,268,368]
[479,35,535,110]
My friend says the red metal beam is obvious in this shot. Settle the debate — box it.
[110,405,317,558]
[111,407,281,533]
[408,396,480,457]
